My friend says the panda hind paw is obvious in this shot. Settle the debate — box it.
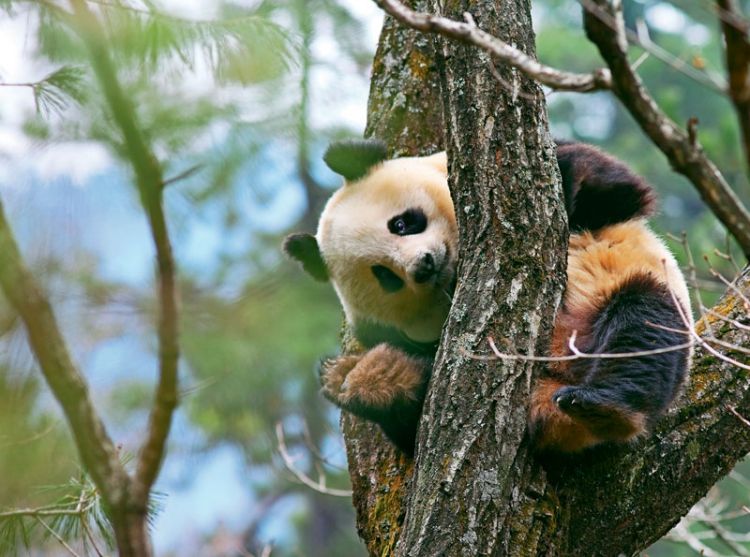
[553,385,646,441]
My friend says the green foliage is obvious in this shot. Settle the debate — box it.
[0,470,166,556]
[0,371,76,510]
[181,269,341,450]
[31,65,88,116]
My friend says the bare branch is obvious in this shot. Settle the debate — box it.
[474,334,694,363]
[162,164,204,188]
[69,0,180,507]
[717,0,750,173]
[0,201,129,506]
[372,0,612,92]
[35,516,82,557]
[275,423,352,497]
[581,0,750,258]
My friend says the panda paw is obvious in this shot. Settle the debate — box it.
[319,354,362,403]
[553,385,646,441]
[337,344,426,408]
[319,344,429,422]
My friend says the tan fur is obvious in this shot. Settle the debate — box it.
[323,344,426,407]
[565,220,692,331]
[535,220,692,452]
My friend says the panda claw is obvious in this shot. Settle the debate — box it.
[340,376,351,393]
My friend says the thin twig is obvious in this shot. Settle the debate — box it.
[0,503,95,519]
[35,516,82,557]
[275,423,352,497]
[728,405,750,428]
[469,333,693,363]
[77,490,105,557]
[162,164,204,188]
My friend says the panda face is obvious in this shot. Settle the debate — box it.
[317,152,457,343]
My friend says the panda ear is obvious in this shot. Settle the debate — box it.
[283,233,329,282]
[324,139,388,182]
[422,151,447,175]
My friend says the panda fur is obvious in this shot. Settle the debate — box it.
[284,139,693,456]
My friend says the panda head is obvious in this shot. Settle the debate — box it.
[284,139,457,344]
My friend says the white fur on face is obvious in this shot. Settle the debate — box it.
[317,152,456,343]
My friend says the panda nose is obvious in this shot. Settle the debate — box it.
[413,253,436,284]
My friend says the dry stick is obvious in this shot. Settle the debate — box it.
[728,405,750,428]
[475,258,750,374]
[35,516,82,557]
[709,265,750,311]
[0,201,128,507]
[581,0,750,258]
[76,490,105,557]
[0,503,97,519]
[69,0,180,507]
[631,16,725,91]
[668,521,724,557]
[275,423,352,497]
[703,306,750,331]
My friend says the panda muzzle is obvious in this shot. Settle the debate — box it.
[413,253,438,284]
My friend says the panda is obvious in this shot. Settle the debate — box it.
[284,139,693,456]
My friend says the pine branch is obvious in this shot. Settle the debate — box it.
[0,475,114,556]
[0,65,86,116]
[0,200,129,509]
[69,0,179,511]
[88,0,297,81]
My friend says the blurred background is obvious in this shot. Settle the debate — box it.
[0,0,748,555]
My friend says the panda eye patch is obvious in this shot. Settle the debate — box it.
[388,208,427,236]
[371,265,404,293]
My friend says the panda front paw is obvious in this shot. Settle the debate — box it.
[553,385,646,441]
[319,354,362,403]
[339,344,425,407]
[318,344,430,421]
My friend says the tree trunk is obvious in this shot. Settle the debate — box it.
[344,0,568,555]
[343,2,750,556]
[341,3,447,554]
[395,0,566,554]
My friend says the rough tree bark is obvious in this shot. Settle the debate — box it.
[341,2,750,557]
[343,0,568,554]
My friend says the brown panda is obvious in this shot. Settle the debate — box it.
[284,139,693,456]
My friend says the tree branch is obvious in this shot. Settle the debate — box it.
[580,0,750,258]
[717,0,750,172]
[69,0,179,508]
[374,0,612,92]
[0,201,129,509]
